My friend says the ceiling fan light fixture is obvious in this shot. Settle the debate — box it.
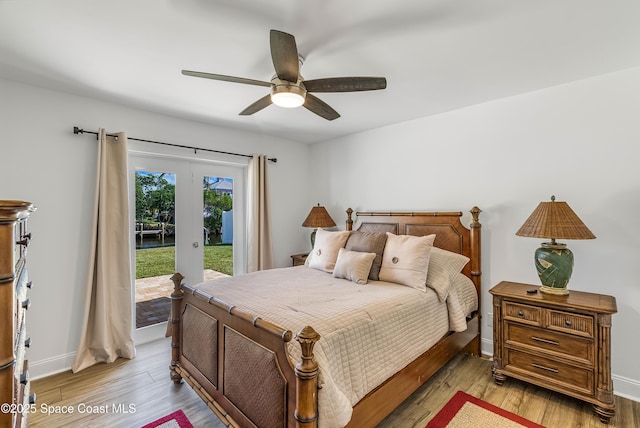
[271,92,305,108]
[271,79,306,108]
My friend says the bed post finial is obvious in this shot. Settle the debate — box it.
[346,208,354,231]
[470,206,481,227]
[169,272,185,384]
[294,326,321,428]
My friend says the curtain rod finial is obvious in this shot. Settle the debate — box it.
[73,126,83,135]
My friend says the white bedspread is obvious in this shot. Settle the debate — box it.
[193,266,476,427]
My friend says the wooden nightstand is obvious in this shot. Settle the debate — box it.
[290,253,308,267]
[490,281,617,423]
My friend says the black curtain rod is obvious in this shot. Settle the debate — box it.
[73,127,277,163]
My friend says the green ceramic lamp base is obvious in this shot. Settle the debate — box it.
[535,242,574,295]
[310,228,317,250]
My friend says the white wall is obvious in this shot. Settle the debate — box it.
[0,78,313,377]
[310,67,640,400]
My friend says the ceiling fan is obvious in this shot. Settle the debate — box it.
[181,29,387,121]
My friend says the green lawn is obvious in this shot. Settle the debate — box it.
[135,245,233,278]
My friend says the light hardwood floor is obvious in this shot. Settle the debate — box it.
[30,338,640,427]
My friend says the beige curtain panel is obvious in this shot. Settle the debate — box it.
[247,154,274,272]
[73,129,136,372]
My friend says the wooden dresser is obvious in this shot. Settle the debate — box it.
[490,281,617,423]
[1,200,36,428]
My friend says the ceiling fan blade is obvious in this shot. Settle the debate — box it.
[304,94,340,121]
[303,77,387,92]
[182,70,272,88]
[239,94,273,116]
[270,30,299,82]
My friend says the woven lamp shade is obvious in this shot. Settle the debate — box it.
[516,197,595,240]
[302,204,336,228]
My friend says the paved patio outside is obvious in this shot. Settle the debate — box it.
[135,269,229,328]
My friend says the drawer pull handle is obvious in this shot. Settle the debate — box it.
[565,320,572,327]
[532,363,559,373]
[29,392,36,404]
[518,310,524,317]
[532,336,559,346]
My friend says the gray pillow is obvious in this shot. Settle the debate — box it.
[345,231,388,280]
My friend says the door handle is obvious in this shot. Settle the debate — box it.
[193,242,199,248]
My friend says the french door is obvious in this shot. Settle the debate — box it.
[129,154,245,343]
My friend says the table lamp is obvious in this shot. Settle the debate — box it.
[302,204,336,249]
[516,195,595,295]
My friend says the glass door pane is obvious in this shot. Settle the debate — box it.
[134,170,176,329]
[202,176,233,282]
[191,162,245,280]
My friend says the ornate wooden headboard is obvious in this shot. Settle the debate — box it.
[345,207,482,299]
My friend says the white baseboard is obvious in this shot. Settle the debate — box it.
[29,352,76,380]
[30,324,169,380]
[612,374,640,402]
[479,338,640,402]
[481,337,493,357]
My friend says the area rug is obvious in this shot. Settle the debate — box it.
[141,409,194,428]
[426,391,545,428]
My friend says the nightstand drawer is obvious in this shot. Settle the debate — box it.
[505,322,593,364]
[547,310,594,338]
[505,348,594,396]
[291,253,308,267]
[503,302,542,326]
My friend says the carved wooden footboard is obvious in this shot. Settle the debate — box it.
[169,272,320,428]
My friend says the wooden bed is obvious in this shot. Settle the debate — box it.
[169,207,482,428]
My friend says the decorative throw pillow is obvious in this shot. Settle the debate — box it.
[378,233,435,291]
[332,248,377,285]
[344,231,388,280]
[306,229,350,273]
[426,247,470,302]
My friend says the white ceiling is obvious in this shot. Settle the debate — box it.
[2,0,639,144]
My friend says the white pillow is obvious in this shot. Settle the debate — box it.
[332,248,377,284]
[378,233,435,291]
[426,247,470,302]
[306,229,350,273]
